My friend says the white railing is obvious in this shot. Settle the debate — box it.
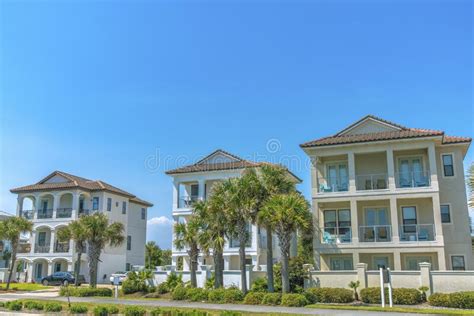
[34,244,50,253]
[56,208,72,218]
[317,177,349,193]
[178,196,199,208]
[356,174,388,190]
[37,209,53,219]
[321,227,352,244]
[359,225,392,242]
[396,171,430,188]
[399,224,435,242]
[21,210,35,219]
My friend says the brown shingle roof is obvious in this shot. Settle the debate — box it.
[10,171,153,207]
[300,115,471,148]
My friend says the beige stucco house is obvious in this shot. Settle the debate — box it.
[300,115,472,271]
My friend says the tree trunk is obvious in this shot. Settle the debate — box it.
[75,251,82,287]
[189,244,198,288]
[6,246,17,290]
[214,247,224,288]
[279,233,291,293]
[239,234,247,294]
[88,244,100,288]
[266,225,274,292]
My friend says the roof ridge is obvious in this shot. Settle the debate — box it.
[195,149,244,165]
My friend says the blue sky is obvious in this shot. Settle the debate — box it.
[0,0,472,248]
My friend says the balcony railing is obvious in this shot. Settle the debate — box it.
[178,196,199,208]
[356,174,388,191]
[20,210,35,219]
[321,227,352,244]
[37,209,53,219]
[396,171,430,188]
[399,224,435,242]
[359,225,392,242]
[34,244,50,253]
[317,177,349,193]
[56,208,72,218]
[17,243,31,253]
[78,209,90,217]
[54,242,70,253]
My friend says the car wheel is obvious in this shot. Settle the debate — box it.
[62,280,69,286]
[42,280,49,286]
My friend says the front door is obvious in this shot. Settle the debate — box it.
[35,263,43,281]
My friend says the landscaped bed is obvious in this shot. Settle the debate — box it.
[0,282,50,291]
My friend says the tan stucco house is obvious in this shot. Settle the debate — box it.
[301,115,472,271]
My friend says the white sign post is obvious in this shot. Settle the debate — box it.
[113,276,120,299]
[379,267,393,308]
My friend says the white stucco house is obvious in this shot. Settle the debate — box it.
[10,171,153,283]
[165,149,300,272]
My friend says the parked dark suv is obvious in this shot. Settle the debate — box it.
[41,271,77,286]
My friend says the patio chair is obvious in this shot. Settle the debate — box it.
[376,179,387,189]
[377,227,389,241]
[319,183,333,192]
[323,231,335,243]
[364,229,375,242]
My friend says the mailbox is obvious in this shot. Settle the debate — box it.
[113,276,120,286]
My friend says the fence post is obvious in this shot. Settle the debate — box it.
[419,262,432,296]
[356,263,368,290]
[199,265,211,288]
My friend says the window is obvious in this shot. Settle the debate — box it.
[54,263,61,272]
[122,202,127,214]
[127,235,131,250]
[107,198,112,212]
[190,184,199,198]
[326,163,348,192]
[442,154,454,177]
[141,208,146,220]
[402,206,417,233]
[374,256,389,269]
[407,256,432,270]
[330,257,353,270]
[451,256,465,271]
[323,209,351,243]
[441,205,451,223]
[125,263,131,271]
[92,197,99,211]
[38,232,46,246]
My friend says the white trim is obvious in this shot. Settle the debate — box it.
[440,152,456,179]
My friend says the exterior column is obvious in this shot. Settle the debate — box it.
[52,194,60,219]
[393,250,402,270]
[389,197,399,243]
[47,262,53,276]
[198,179,206,201]
[49,230,55,254]
[348,151,356,193]
[350,200,359,244]
[311,158,319,197]
[172,181,179,209]
[35,196,42,220]
[386,147,396,190]
[30,231,37,254]
[356,263,368,289]
[427,143,439,190]
[431,194,444,243]
[251,255,258,271]
[353,252,360,267]
[16,197,22,216]
[223,256,230,270]
[67,261,73,272]
[27,262,34,282]
[437,248,446,270]
[72,192,80,218]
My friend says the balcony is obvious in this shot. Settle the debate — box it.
[56,208,72,218]
[37,209,53,219]
[54,242,70,253]
[396,171,430,188]
[321,227,352,244]
[17,243,31,253]
[34,244,50,253]
[399,224,435,242]
[178,196,199,209]
[78,209,90,217]
[317,177,349,193]
[359,225,392,242]
[20,210,35,219]
[356,174,388,191]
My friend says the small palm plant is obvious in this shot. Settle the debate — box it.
[348,280,360,301]
[418,286,429,302]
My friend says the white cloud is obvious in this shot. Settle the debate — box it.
[147,216,173,249]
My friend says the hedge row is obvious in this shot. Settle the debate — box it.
[59,286,113,297]
[360,287,422,305]
[428,291,474,309]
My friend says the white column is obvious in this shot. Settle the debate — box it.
[72,192,80,218]
[350,199,359,244]
[49,230,55,254]
[393,250,402,270]
[427,143,439,190]
[386,147,396,190]
[173,181,179,209]
[311,157,319,197]
[67,261,73,272]
[52,194,60,219]
[47,262,53,275]
[353,252,360,266]
[27,262,34,282]
[390,196,399,243]
[432,194,444,243]
[348,151,356,193]
[223,256,230,270]
[16,197,22,216]
[198,179,206,201]
[30,231,37,254]
[251,255,258,271]
[437,248,446,270]
[35,196,42,220]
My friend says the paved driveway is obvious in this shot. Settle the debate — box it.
[0,293,435,315]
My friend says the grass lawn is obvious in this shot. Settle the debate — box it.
[0,283,51,291]
[306,304,474,315]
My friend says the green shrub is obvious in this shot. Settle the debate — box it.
[124,305,146,316]
[220,312,242,316]
[6,300,22,311]
[208,288,226,303]
[262,293,281,305]
[304,287,354,304]
[44,302,62,312]
[429,291,474,309]
[165,272,183,291]
[23,300,44,310]
[93,305,119,316]
[172,285,188,300]
[149,307,161,316]
[250,277,267,292]
[0,302,4,307]
[122,270,154,294]
[157,282,169,294]
[186,287,209,302]
[361,287,422,305]
[205,273,215,290]
[60,287,113,297]
[223,288,244,303]
[70,304,88,314]
[281,293,308,307]
[243,292,265,305]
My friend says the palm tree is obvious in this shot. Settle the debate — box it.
[261,192,311,293]
[78,213,125,287]
[0,216,33,290]
[145,241,163,269]
[174,215,202,287]
[56,221,87,286]
[256,165,295,292]
[224,169,261,294]
[467,162,474,208]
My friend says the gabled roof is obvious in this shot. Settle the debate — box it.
[10,171,153,207]
[300,115,471,148]
[165,149,302,182]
